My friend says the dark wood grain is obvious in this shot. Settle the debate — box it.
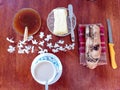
[0,0,120,90]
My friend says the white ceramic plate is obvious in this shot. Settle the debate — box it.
[31,53,62,85]
[47,7,76,37]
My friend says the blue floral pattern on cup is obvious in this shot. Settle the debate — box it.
[35,56,59,69]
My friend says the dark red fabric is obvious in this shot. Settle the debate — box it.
[78,24,107,66]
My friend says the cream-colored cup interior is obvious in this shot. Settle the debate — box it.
[32,61,56,84]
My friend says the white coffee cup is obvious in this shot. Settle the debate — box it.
[31,53,62,86]
[31,60,56,85]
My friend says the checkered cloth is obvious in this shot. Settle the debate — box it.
[78,24,107,66]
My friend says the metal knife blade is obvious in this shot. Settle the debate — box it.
[68,4,75,42]
[107,19,113,43]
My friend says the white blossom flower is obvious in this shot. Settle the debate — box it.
[32,40,38,45]
[7,45,15,53]
[39,32,44,38]
[57,40,64,44]
[39,41,45,46]
[38,48,48,54]
[52,48,59,53]
[6,37,14,43]
[45,34,52,42]
[25,45,31,50]
[47,43,53,49]
[69,43,75,49]
[27,36,33,41]
[17,43,23,48]
[65,44,71,50]
[58,46,66,51]
[54,43,60,48]
[7,32,76,55]
[24,49,30,54]
[18,40,26,45]
[17,40,26,48]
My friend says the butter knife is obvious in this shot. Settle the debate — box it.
[68,4,75,42]
[107,19,117,69]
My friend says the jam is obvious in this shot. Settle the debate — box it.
[13,8,41,36]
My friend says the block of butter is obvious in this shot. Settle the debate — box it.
[53,8,68,35]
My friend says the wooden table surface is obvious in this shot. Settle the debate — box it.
[0,0,120,90]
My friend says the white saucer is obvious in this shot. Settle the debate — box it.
[31,53,62,85]
[47,7,76,37]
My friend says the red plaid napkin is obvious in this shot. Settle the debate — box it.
[78,24,107,66]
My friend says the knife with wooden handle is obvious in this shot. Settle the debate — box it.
[107,19,117,69]
[68,4,75,42]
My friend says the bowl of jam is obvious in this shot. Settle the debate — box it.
[13,8,41,36]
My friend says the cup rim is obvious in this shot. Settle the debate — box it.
[31,60,57,85]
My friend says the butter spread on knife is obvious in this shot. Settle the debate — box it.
[68,4,75,42]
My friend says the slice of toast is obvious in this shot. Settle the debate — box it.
[53,8,68,35]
